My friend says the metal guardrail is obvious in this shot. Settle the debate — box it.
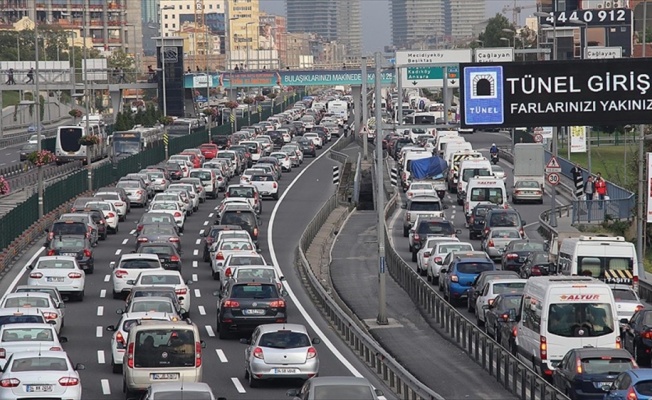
[1,161,84,198]
[0,128,59,149]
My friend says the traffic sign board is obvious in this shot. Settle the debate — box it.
[545,157,562,173]
[396,50,469,88]
[547,172,560,186]
[403,66,460,88]
[534,133,543,143]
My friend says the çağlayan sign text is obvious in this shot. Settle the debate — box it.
[460,58,652,128]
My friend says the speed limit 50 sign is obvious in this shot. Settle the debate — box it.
[547,172,560,186]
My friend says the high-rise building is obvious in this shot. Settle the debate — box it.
[225,0,262,68]
[285,0,361,57]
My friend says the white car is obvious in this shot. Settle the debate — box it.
[180,178,207,204]
[282,144,303,163]
[210,238,257,280]
[240,168,266,184]
[169,184,199,212]
[148,201,186,231]
[406,182,438,200]
[0,350,84,400]
[220,253,268,289]
[0,323,65,369]
[142,170,169,192]
[94,192,128,221]
[84,200,119,233]
[216,197,255,215]
[475,278,526,326]
[128,270,191,312]
[111,254,164,299]
[0,293,63,334]
[304,133,322,148]
[415,237,459,276]
[611,284,644,329]
[106,311,176,373]
[164,188,194,216]
[270,151,292,171]
[426,241,474,284]
[26,256,85,301]
[151,192,186,215]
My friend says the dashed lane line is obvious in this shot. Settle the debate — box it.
[101,379,111,395]
[198,306,206,316]
[114,249,121,256]
[96,326,103,338]
[199,229,205,236]
[194,289,201,298]
[97,306,104,316]
[193,250,199,256]
[203,221,209,226]
[205,325,215,337]
[100,289,106,298]
[104,275,110,283]
[97,350,105,364]
[129,229,135,235]
[216,349,228,363]
[121,239,128,245]
[192,261,198,268]
[208,213,214,218]
[195,239,201,245]
[231,377,246,393]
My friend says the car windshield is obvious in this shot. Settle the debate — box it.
[4,297,50,308]
[51,237,85,249]
[438,244,473,254]
[2,328,53,342]
[11,357,68,372]
[492,229,521,239]
[131,301,174,313]
[120,259,160,269]
[409,201,441,212]
[512,242,545,251]
[221,212,256,227]
[580,357,634,375]
[518,181,540,188]
[141,226,176,235]
[313,385,374,400]
[419,222,454,235]
[0,316,44,327]
[230,256,264,266]
[235,268,274,280]
[532,253,551,264]
[251,175,273,182]
[190,171,212,181]
[141,246,175,256]
[133,329,195,368]
[231,284,277,299]
[37,259,75,269]
[457,262,494,274]
[86,202,111,210]
[548,303,615,337]
[139,275,181,285]
[142,215,173,224]
[259,331,310,349]
[151,203,178,211]
[490,213,519,227]
[612,288,638,301]
[97,193,120,201]
[410,184,433,191]
[219,241,253,251]
[153,392,212,400]
[493,282,526,294]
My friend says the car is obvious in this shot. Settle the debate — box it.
[169,184,200,212]
[57,213,99,246]
[80,208,108,239]
[69,197,98,213]
[142,382,221,400]
[111,254,164,299]
[250,173,279,200]
[519,251,555,278]
[135,223,182,253]
[179,177,207,204]
[304,133,322,148]
[481,227,525,260]
[0,350,84,400]
[415,237,459,276]
[45,235,94,274]
[96,186,131,214]
[240,323,320,387]
[141,169,170,192]
[241,168,267,184]
[552,347,636,400]
[466,270,520,313]
[425,241,473,284]
[137,243,183,271]
[201,225,242,263]
[106,311,178,373]
[128,270,191,313]
[163,188,194,217]
[83,201,119,233]
[468,203,502,240]
[269,151,292,172]
[147,201,186,231]
[189,168,219,199]
[225,184,262,214]
[216,278,287,339]
[440,253,495,305]
[409,217,459,262]
[296,138,316,157]
[163,161,184,180]
[491,165,506,181]
[286,376,386,400]
[610,284,644,331]
[224,265,281,293]
[484,293,522,345]
[474,278,526,326]
[94,191,128,221]
[151,192,186,215]
[13,286,64,308]
[500,239,547,273]
[405,182,438,200]
[481,209,525,239]
[26,256,85,301]
[116,179,148,207]
[0,323,66,369]
[19,143,37,161]
[512,179,544,204]
[601,369,652,400]
[216,204,262,247]
[199,143,219,160]
[121,297,181,316]
[125,286,186,318]
[136,212,179,234]
[0,293,63,334]
[210,238,257,281]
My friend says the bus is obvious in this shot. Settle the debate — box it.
[167,118,204,137]
[403,112,439,125]
[327,100,349,122]
[111,126,164,157]
[55,124,108,164]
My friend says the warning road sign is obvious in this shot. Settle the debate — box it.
[545,157,561,174]
[547,172,560,186]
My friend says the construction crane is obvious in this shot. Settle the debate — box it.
[502,1,537,26]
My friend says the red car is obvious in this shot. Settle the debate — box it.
[180,152,202,168]
[199,143,219,160]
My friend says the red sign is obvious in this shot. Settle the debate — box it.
[559,294,601,301]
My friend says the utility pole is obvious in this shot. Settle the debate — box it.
[375,52,387,325]
[638,0,648,277]
[35,19,43,218]
[84,0,92,191]
[361,56,368,160]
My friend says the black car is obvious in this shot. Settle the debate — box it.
[19,143,38,161]
[519,251,555,278]
[392,138,412,160]
[484,293,522,345]
[217,205,261,247]
[468,204,502,240]
[481,209,525,239]
[136,212,178,234]
[500,239,546,273]
[135,224,182,252]
[216,278,287,339]
[410,218,459,262]
[137,243,182,271]
[267,131,285,148]
[201,225,242,262]
[80,208,108,240]
[213,134,231,150]
[622,309,652,366]
[466,270,519,313]
[164,162,184,180]
[552,347,635,400]
[45,220,88,247]
[47,235,94,273]
[296,139,316,158]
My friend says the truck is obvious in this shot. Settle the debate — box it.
[410,156,448,199]
[512,143,545,190]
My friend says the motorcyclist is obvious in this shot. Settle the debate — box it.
[490,143,498,156]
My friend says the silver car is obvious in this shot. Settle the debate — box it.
[0,323,66,369]
[512,180,543,204]
[241,323,320,387]
[481,227,524,259]
[611,284,644,329]
[142,382,218,400]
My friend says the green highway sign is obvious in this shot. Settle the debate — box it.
[404,66,460,88]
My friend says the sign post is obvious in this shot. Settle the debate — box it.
[395,49,470,88]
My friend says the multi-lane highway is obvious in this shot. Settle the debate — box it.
[0,135,400,400]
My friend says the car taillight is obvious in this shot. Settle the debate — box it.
[483,228,489,236]
[170,255,180,262]
[269,300,286,308]
[512,326,518,337]
[47,249,56,256]
[450,275,458,282]
[107,212,115,219]
[137,237,148,243]
[531,266,541,276]
[195,341,202,367]
[253,228,259,238]
[224,267,232,278]
[0,348,5,358]
[83,249,92,257]
[540,335,547,360]
[161,179,166,184]
[506,253,518,260]
[0,378,20,387]
[413,233,420,241]
[216,252,224,260]
[616,336,622,349]
[115,202,124,207]
[115,269,129,279]
[634,276,640,293]
[29,272,43,279]
[48,232,54,240]
[68,272,83,279]
[223,300,239,308]
[43,312,58,320]
[116,331,126,347]
[253,347,264,359]
[487,298,495,306]
[307,347,317,359]
[169,237,180,243]
[469,216,474,224]
[273,182,277,189]
[137,224,143,232]
[225,192,230,198]
[176,288,187,296]
[127,342,134,368]
[519,228,524,237]
[636,305,645,312]
[406,213,410,222]
[488,240,494,247]
[174,212,182,217]
[137,190,144,195]
[423,252,430,258]
[434,256,442,264]
[627,387,638,400]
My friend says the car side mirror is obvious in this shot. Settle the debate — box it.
[186,279,193,285]
[44,228,49,233]
[239,338,251,345]
[26,265,33,270]
[200,340,207,348]
[443,205,449,210]
[75,363,85,371]
[58,336,68,343]
[312,337,321,345]
[212,290,221,297]
[456,229,462,235]
[400,204,407,209]
[110,261,116,268]
[601,384,612,392]
[440,268,447,274]
[116,309,124,315]
[57,303,66,309]
[620,318,629,325]
[126,280,135,285]
[286,389,300,397]
[106,325,116,332]
[522,220,527,225]
[375,389,384,397]
[47,320,57,325]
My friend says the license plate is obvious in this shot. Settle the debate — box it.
[274,368,297,374]
[243,309,266,315]
[261,192,270,195]
[26,385,53,392]
[151,373,179,380]
[47,277,64,282]
[62,253,77,256]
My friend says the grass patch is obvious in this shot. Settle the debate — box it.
[2,91,20,108]
[557,144,636,188]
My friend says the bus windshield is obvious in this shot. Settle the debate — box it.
[548,303,615,338]
[59,127,83,152]
[114,140,140,155]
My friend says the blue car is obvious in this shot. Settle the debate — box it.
[602,369,652,400]
[441,255,494,305]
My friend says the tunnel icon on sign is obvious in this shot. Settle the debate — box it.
[470,71,498,99]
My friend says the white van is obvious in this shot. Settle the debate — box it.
[441,139,469,162]
[446,149,483,192]
[558,236,639,292]
[457,158,493,204]
[436,135,464,156]
[515,276,620,377]
[464,176,508,221]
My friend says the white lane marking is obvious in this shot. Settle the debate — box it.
[115,249,122,256]
[231,377,246,393]
[104,275,111,283]
[199,229,205,236]
[209,213,214,218]
[97,306,104,316]
[129,229,136,235]
[96,326,103,338]
[216,349,228,363]
[194,289,201,298]
[267,138,363,378]
[192,261,198,268]
[203,220,209,226]
[122,238,128,245]
[214,206,219,210]
[205,325,215,337]
[5,247,44,294]
[195,239,201,245]
[193,249,199,256]
[100,289,106,298]
[97,350,105,364]
[192,274,198,282]
[101,379,111,395]
[198,306,206,315]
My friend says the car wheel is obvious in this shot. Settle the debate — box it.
[87,265,94,274]
[403,227,409,237]
[218,324,230,340]
[244,368,250,379]
[112,290,121,299]
[411,251,417,262]
[112,359,121,374]
[203,250,210,262]
[467,298,473,312]
[76,290,85,302]
[212,270,219,280]
[426,273,431,283]
[179,226,184,233]
[272,193,279,200]
[248,371,260,388]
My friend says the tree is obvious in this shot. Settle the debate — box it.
[107,49,135,81]
[478,14,517,48]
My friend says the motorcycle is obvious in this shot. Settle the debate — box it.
[491,152,499,165]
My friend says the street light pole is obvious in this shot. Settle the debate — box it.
[374,51,387,326]
[638,0,648,276]
[83,0,92,191]
[35,19,43,218]
[361,56,368,160]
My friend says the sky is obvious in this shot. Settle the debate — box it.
[260,0,536,53]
